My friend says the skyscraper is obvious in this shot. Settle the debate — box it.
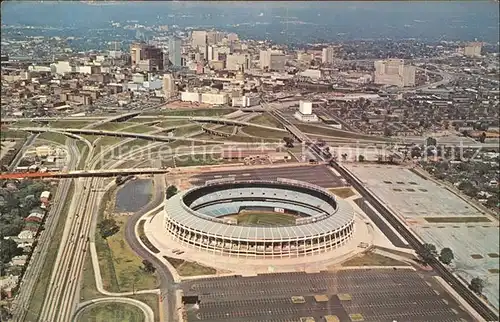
[191,30,207,49]
[163,73,177,99]
[130,42,163,71]
[168,37,182,67]
[322,47,335,64]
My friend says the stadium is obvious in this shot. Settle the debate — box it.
[163,178,355,258]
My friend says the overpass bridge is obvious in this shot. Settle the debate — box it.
[2,115,282,132]
[0,168,171,180]
[10,127,233,145]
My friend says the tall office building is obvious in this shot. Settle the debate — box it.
[191,30,207,49]
[130,42,163,71]
[163,73,177,99]
[322,47,335,64]
[168,37,182,67]
[207,46,215,61]
[207,31,224,45]
[464,42,482,58]
[259,50,286,72]
[226,53,249,71]
[374,59,415,87]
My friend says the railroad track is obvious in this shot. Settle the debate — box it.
[331,161,499,322]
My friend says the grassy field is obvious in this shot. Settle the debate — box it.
[76,141,89,170]
[296,124,390,141]
[92,137,122,155]
[129,294,160,322]
[341,252,408,267]
[123,124,158,134]
[163,256,217,277]
[94,139,154,170]
[12,120,36,127]
[76,302,144,322]
[37,132,68,145]
[240,125,286,138]
[173,124,203,136]
[329,187,356,199]
[156,120,191,128]
[227,135,281,143]
[248,113,283,128]
[80,247,160,322]
[82,135,100,144]
[24,182,75,322]
[49,120,93,128]
[105,215,159,292]
[0,130,29,139]
[234,211,297,226]
[94,122,137,131]
[424,216,492,223]
[138,220,160,254]
[81,245,101,301]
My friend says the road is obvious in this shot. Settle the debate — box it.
[124,175,179,322]
[38,137,103,321]
[270,105,498,321]
[38,176,102,322]
[11,138,79,322]
[8,133,37,171]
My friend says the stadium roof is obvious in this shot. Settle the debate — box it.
[165,183,354,241]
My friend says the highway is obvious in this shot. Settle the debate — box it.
[11,138,79,322]
[331,161,499,322]
[38,167,107,321]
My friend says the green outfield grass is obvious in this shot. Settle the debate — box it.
[235,211,297,226]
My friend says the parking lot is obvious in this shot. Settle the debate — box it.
[182,269,473,322]
[191,165,345,188]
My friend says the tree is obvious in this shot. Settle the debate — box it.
[383,127,393,137]
[142,259,156,273]
[283,137,294,148]
[166,185,179,199]
[478,132,486,143]
[469,277,485,295]
[98,218,120,238]
[425,137,437,147]
[358,155,365,162]
[418,243,437,265]
[0,239,22,264]
[439,247,454,265]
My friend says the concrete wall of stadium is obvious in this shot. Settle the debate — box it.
[164,216,355,258]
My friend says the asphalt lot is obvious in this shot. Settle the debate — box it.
[190,165,344,188]
[182,269,473,322]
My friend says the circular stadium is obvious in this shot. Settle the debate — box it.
[163,178,355,258]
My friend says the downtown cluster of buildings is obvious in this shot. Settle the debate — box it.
[0,25,491,119]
